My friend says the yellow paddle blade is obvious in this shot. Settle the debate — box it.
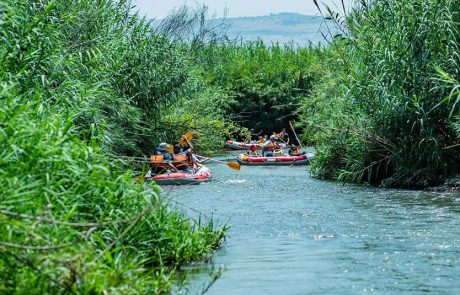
[179,132,193,145]
[227,162,241,171]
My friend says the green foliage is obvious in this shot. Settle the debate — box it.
[203,41,322,133]
[0,0,226,293]
[302,0,460,187]
[158,73,235,154]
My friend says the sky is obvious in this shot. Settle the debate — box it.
[134,0,352,19]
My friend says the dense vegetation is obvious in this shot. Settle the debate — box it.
[0,0,318,289]
[0,0,226,293]
[4,0,460,292]
[202,41,321,134]
[301,0,460,187]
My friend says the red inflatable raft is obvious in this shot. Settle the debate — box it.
[236,153,314,166]
[225,140,286,150]
[145,166,212,185]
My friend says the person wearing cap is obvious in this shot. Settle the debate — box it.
[246,145,259,156]
[156,142,173,160]
[149,142,177,175]
[172,144,204,173]
[262,135,280,157]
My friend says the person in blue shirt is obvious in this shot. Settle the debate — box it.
[156,142,172,160]
[262,135,280,157]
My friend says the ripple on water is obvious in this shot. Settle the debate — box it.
[171,157,460,295]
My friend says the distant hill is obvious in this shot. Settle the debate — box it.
[222,13,328,45]
[152,13,330,45]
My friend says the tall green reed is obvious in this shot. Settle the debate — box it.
[0,0,226,293]
[302,0,460,187]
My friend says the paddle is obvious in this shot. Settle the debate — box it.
[176,133,240,170]
[289,121,303,149]
[166,132,193,153]
[179,132,193,145]
[196,155,241,171]
[289,121,311,164]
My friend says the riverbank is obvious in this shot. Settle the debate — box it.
[426,176,460,193]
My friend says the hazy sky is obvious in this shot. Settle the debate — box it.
[134,0,352,18]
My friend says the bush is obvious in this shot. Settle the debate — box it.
[302,0,460,187]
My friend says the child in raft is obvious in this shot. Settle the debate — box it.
[288,144,306,156]
[245,145,260,156]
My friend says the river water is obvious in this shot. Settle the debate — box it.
[165,152,460,294]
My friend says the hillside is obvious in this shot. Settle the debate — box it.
[153,12,329,45]
[223,13,327,45]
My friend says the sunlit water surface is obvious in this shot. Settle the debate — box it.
[163,152,460,295]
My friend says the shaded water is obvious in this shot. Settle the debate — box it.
[165,152,460,294]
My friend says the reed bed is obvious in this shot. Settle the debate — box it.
[0,0,226,293]
[301,0,460,187]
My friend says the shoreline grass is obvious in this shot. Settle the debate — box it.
[0,0,227,293]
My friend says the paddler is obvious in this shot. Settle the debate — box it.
[288,144,306,156]
[172,145,194,173]
[281,128,290,145]
[262,135,280,157]
[274,128,289,145]
[246,145,259,156]
[257,136,264,146]
[155,142,173,160]
[173,136,204,172]
[149,142,177,175]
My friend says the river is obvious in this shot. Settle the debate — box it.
[164,151,460,294]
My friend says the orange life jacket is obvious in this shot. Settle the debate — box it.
[150,155,164,164]
[150,155,169,169]
[173,154,193,168]
[266,141,277,151]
